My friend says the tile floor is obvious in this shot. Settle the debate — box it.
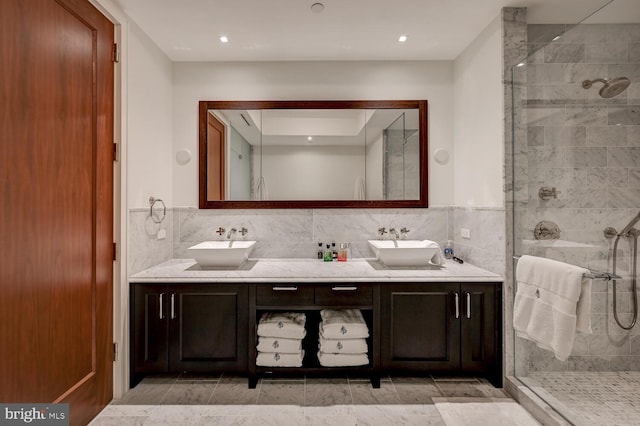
[526,371,640,426]
[90,374,541,425]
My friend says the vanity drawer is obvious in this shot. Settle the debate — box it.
[256,284,314,306]
[315,284,373,306]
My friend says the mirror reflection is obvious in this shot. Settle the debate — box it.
[199,100,428,209]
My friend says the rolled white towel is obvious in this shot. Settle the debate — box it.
[319,335,368,354]
[319,309,369,339]
[256,350,304,367]
[317,351,369,367]
[257,312,306,339]
[257,337,302,354]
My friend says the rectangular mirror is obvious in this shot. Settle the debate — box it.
[199,100,428,209]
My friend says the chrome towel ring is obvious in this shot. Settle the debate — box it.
[149,196,166,224]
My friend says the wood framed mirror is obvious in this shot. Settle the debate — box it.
[199,100,428,209]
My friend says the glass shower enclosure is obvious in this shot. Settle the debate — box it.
[511,1,640,424]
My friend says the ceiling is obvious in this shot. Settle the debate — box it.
[112,0,637,62]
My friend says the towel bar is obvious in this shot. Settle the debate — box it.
[513,255,622,281]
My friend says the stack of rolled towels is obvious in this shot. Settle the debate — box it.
[256,312,306,367]
[318,309,369,367]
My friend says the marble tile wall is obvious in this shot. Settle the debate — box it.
[171,207,452,260]
[515,22,640,374]
[128,208,174,275]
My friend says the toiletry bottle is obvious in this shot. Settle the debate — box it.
[444,240,454,259]
[317,242,324,260]
[331,242,338,260]
[337,243,347,262]
[324,244,333,262]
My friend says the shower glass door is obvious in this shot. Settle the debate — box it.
[512,1,640,424]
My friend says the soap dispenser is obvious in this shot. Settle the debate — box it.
[323,244,333,262]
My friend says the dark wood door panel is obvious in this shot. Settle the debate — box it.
[169,285,248,372]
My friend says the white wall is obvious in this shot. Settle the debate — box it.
[172,61,455,207]
[127,22,174,208]
[453,15,504,207]
[261,145,366,200]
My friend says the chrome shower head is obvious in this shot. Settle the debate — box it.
[582,77,631,98]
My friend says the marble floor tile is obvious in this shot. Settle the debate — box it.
[256,380,305,405]
[88,416,148,426]
[304,414,358,426]
[435,401,541,426]
[351,405,411,426]
[196,416,254,426]
[392,376,442,404]
[209,376,259,406]
[112,383,174,405]
[434,381,488,398]
[304,378,352,407]
[252,405,305,425]
[348,380,402,405]
[160,382,218,404]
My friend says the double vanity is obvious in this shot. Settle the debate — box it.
[129,253,503,389]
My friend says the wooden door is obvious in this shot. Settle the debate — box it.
[0,0,114,424]
[381,284,460,371]
[168,285,248,372]
[205,112,226,201]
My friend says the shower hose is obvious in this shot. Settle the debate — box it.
[612,231,638,330]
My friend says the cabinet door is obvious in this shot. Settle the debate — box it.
[460,283,499,376]
[168,285,248,372]
[381,284,460,371]
[132,285,169,374]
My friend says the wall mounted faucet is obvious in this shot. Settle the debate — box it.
[400,227,410,239]
[227,228,237,239]
[378,227,387,239]
[389,228,399,239]
[216,227,225,236]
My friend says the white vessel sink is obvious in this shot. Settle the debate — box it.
[368,239,441,267]
[188,240,256,267]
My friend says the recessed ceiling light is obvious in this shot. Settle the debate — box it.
[307,136,313,141]
[219,36,229,43]
[310,3,324,13]
[398,35,408,43]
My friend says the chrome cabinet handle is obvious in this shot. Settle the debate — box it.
[331,286,358,291]
[159,293,164,320]
[466,292,471,319]
[170,293,176,319]
[454,292,460,319]
[272,286,298,291]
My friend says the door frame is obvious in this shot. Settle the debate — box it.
[90,0,128,398]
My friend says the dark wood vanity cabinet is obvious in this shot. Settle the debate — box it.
[380,282,502,387]
[131,284,248,385]
[130,281,501,388]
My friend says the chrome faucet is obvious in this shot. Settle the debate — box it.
[389,228,399,239]
[378,227,387,239]
[400,227,410,239]
[227,228,237,239]
[215,227,225,237]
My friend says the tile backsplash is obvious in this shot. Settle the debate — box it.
[128,206,506,277]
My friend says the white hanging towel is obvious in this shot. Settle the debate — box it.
[257,312,306,339]
[317,351,369,367]
[319,309,369,339]
[513,255,592,361]
[353,176,365,200]
[319,335,368,354]
[256,350,304,367]
[257,337,302,354]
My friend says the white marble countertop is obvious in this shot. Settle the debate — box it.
[129,258,503,283]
